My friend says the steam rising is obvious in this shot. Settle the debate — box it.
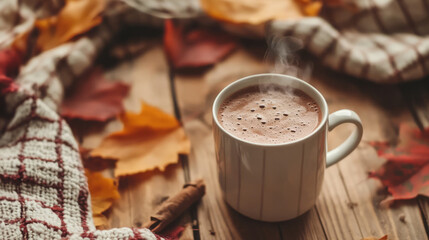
[265,35,313,81]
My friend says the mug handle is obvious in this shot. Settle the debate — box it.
[326,110,363,167]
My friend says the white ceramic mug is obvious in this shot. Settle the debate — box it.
[212,73,363,222]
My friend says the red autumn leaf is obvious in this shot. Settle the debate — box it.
[0,48,22,77]
[163,19,237,69]
[0,47,23,95]
[61,68,129,122]
[369,123,429,202]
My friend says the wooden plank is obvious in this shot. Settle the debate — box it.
[174,48,326,239]
[80,44,193,238]
[316,167,362,239]
[310,68,428,240]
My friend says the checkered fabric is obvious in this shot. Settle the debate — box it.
[0,71,162,239]
[0,2,164,238]
[269,0,429,83]
[0,71,161,240]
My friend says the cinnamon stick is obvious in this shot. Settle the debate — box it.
[144,179,205,233]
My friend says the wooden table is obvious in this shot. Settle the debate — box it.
[81,38,429,240]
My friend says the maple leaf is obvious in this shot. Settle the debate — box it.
[164,20,237,69]
[85,169,120,228]
[369,123,429,202]
[199,0,322,25]
[61,68,129,122]
[90,102,191,177]
[35,0,105,52]
[12,0,105,56]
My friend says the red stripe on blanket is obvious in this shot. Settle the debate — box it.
[26,219,63,231]
[373,40,403,82]
[4,137,79,154]
[396,0,419,34]
[360,50,370,79]
[319,37,338,61]
[338,47,352,73]
[0,156,57,163]
[0,218,65,232]
[0,219,20,224]
[368,0,389,33]
[304,25,322,49]
[78,187,90,232]
[6,115,57,132]
[80,231,95,239]
[0,174,62,189]
[0,196,62,211]
[16,97,36,239]
[394,37,428,76]
[54,120,69,237]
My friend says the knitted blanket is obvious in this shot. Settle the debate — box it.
[0,81,160,239]
[268,0,429,83]
[0,1,165,239]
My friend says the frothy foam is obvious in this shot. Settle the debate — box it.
[218,84,321,144]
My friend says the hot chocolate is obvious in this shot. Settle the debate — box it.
[218,84,321,144]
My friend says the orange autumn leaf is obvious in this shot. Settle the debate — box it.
[199,0,322,25]
[85,169,120,228]
[91,102,191,177]
[35,0,105,52]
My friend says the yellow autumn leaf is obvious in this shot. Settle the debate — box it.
[35,0,105,52]
[91,102,191,177]
[85,169,120,228]
[199,0,321,25]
